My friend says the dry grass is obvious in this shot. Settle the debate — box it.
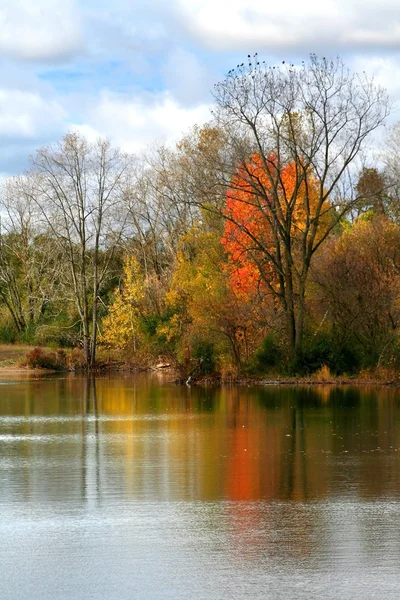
[357,367,398,382]
[312,364,332,381]
[0,344,63,369]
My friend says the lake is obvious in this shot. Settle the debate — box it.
[1,375,400,599]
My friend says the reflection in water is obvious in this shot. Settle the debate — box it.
[1,377,400,599]
[81,377,101,507]
[3,379,400,505]
[2,379,400,504]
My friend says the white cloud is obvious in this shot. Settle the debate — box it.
[72,91,212,153]
[0,89,66,141]
[0,86,67,173]
[0,0,83,61]
[175,0,400,53]
[162,48,215,106]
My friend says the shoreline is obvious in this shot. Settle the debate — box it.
[201,378,400,387]
[1,364,399,387]
[182,374,400,388]
[0,346,399,386]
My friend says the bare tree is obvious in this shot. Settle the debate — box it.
[184,55,390,364]
[30,132,132,368]
[0,176,64,334]
[124,149,200,306]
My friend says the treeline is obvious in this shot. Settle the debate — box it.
[1,54,400,376]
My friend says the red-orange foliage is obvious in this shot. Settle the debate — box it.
[221,154,321,299]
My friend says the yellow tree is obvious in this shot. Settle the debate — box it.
[161,225,266,372]
[101,256,145,351]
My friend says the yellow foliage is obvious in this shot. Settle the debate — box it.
[100,256,145,350]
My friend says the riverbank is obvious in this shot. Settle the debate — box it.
[188,374,400,387]
[0,344,153,375]
[0,344,36,368]
[1,344,399,386]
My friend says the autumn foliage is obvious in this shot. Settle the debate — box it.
[221,154,323,299]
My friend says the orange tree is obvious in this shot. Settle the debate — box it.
[210,55,389,366]
[221,152,329,365]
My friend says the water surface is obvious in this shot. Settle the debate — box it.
[1,376,400,599]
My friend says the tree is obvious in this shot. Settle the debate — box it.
[29,133,131,368]
[354,167,388,218]
[313,216,400,367]
[221,154,326,297]
[0,176,63,335]
[100,255,145,352]
[382,122,400,222]
[208,54,390,364]
[159,221,267,372]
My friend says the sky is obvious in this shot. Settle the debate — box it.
[1,0,400,174]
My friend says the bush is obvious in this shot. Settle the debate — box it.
[254,333,283,372]
[294,333,361,376]
[23,347,64,371]
[18,324,38,346]
[192,340,216,376]
[313,364,332,380]
[67,348,86,371]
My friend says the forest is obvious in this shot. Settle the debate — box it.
[1,54,399,378]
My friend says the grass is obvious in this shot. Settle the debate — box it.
[0,344,60,369]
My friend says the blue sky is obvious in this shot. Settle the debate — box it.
[1,0,400,174]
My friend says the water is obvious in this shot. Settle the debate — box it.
[1,375,400,599]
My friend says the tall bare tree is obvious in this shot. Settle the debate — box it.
[30,133,131,368]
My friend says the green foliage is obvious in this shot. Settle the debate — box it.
[140,309,180,353]
[191,340,216,376]
[35,325,80,349]
[254,334,283,372]
[18,323,37,346]
[140,314,159,338]
[290,333,361,376]
[0,322,17,344]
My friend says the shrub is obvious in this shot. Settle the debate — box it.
[66,348,86,371]
[23,347,64,371]
[254,333,283,371]
[19,324,38,346]
[313,364,332,381]
[295,332,361,376]
[56,349,67,368]
[192,340,216,376]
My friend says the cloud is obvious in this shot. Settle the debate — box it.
[0,86,67,173]
[0,0,83,61]
[175,0,400,54]
[0,89,66,141]
[72,90,212,153]
[1,0,399,176]
[162,48,215,106]
[351,56,400,100]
